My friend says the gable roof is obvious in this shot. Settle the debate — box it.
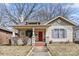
[44,16,77,26]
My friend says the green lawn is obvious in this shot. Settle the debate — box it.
[47,43,79,56]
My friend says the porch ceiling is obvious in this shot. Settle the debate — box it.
[13,25,49,30]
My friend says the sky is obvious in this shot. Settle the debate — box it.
[5,3,79,25]
[68,4,79,24]
[2,3,79,31]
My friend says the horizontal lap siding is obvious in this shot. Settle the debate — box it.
[46,26,73,42]
[74,30,79,41]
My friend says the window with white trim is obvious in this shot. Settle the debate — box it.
[52,29,66,38]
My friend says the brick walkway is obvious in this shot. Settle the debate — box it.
[35,42,45,46]
[30,46,51,56]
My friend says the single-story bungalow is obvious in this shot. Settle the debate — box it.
[13,16,77,46]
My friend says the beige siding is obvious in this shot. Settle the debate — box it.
[46,18,74,43]
[46,25,74,42]
[74,30,79,41]
[47,18,74,26]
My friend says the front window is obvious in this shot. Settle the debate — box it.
[25,30,32,38]
[52,29,66,38]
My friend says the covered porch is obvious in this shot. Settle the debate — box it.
[13,25,49,46]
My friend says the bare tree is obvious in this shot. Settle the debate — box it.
[31,3,75,22]
[0,3,42,45]
[4,3,41,24]
[0,4,8,28]
[0,3,76,26]
[0,3,77,45]
[1,3,76,25]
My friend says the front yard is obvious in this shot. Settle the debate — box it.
[47,43,79,56]
[0,46,32,56]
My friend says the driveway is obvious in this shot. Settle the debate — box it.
[30,46,51,56]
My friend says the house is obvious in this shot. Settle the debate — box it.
[0,27,12,45]
[0,27,17,45]
[13,16,77,45]
[74,26,79,42]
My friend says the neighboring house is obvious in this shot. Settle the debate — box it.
[13,16,77,45]
[0,27,17,45]
[74,26,79,42]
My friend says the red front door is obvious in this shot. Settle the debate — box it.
[38,32,43,41]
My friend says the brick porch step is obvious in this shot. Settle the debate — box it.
[35,42,45,46]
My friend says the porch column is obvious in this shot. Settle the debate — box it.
[45,29,49,46]
[11,29,16,45]
[32,27,35,46]
[12,29,16,37]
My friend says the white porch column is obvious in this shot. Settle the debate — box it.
[11,29,16,45]
[12,29,16,37]
[45,29,49,45]
[12,31,16,37]
[32,27,35,46]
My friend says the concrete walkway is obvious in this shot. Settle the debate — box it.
[30,46,51,56]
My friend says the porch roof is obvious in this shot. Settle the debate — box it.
[13,25,50,30]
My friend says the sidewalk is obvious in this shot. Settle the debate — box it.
[30,46,51,56]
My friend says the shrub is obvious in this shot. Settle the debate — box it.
[49,40,52,44]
